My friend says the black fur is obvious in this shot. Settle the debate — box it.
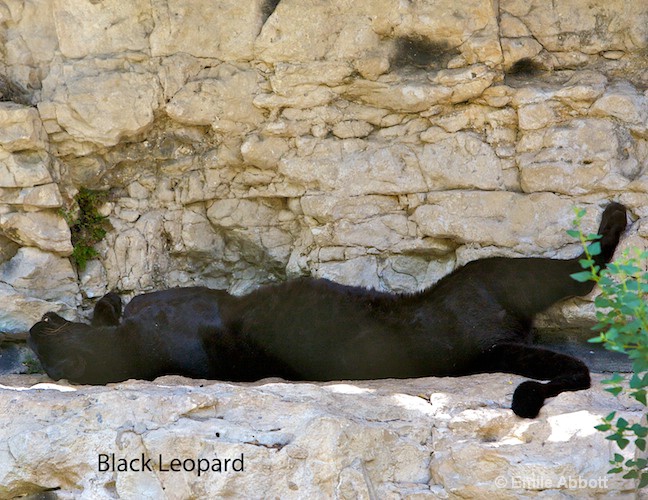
[28,203,628,418]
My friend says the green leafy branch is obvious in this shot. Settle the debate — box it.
[570,206,648,488]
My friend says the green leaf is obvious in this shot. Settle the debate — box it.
[605,387,623,396]
[588,241,602,256]
[603,373,625,385]
[631,424,648,438]
[633,358,648,374]
[579,258,596,268]
[639,473,648,489]
[607,345,626,355]
[594,295,613,308]
[633,391,648,407]
[617,417,630,429]
[637,438,647,452]
[634,458,648,469]
[605,387,623,398]
[620,264,642,275]
[571,271,594,283]
[630,373,642,389]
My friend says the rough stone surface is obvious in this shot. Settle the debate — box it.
[0,247,78,303]
[413,191,584,252]
[150,0,262,60]
[0,211,72,255]
[0,149,52,188]
[0,373,642,499]
[53,0,153,59]
[0,343,37,375]
[0,102,47,151]
[0,283,71,338]
[42,69,161,149]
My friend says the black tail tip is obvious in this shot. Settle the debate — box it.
[599,202,627,236]
[602,201,626,217]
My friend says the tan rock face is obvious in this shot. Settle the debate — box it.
[501,0,648,57]
[0,149,52,188]
[53,0,153,59]
[151,0,263,59]
[166,65,264,127]
[0,0,646,336]
[412,191,578,250]
[0,103,48,151]
[0,212,72,255]
[44,70,160,148]
[0,102,77,333]
[0,374,639,498]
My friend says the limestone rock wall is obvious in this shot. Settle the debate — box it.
[0,373,642,498]
[0,0,647,334]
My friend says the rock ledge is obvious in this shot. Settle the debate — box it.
[0,373,641,498]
